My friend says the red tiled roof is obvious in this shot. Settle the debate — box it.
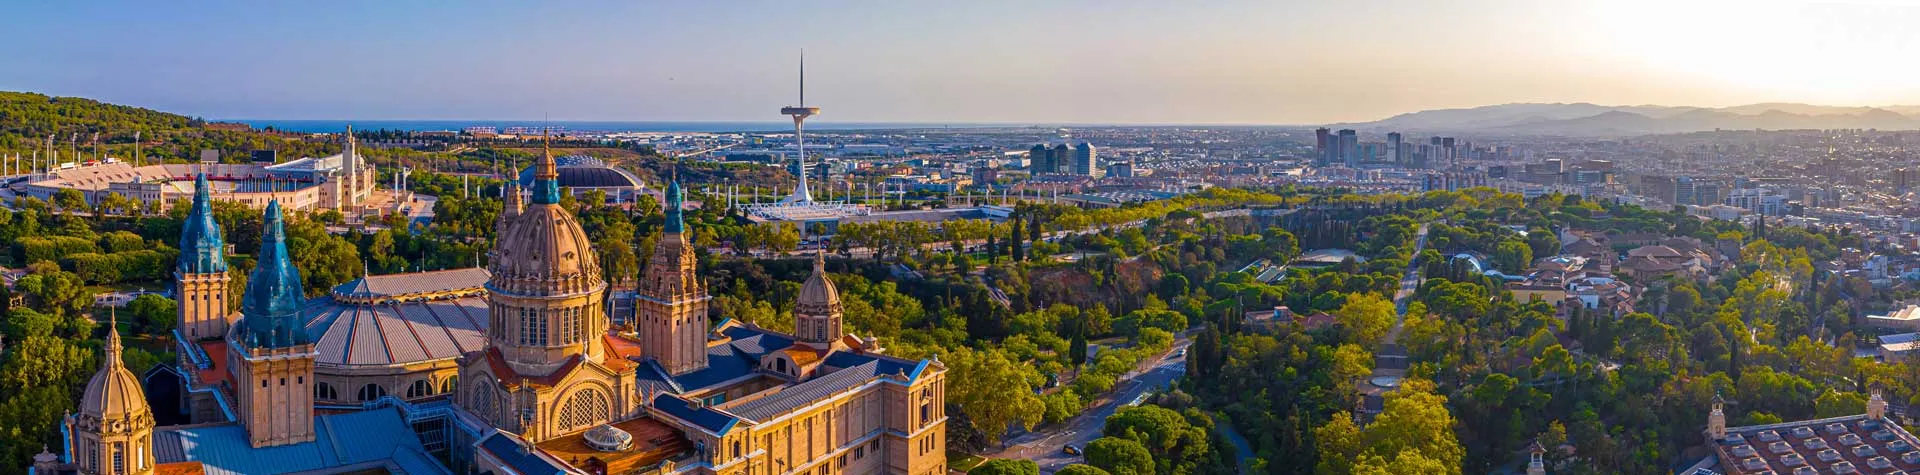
[485,347,581,390]
[155,461,206,475]
[196,340,232,389]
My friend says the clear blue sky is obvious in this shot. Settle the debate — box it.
[8,1,1920,124]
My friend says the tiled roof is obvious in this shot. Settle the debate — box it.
[635,360,684,395]
[303,296,488,367]
[1715,414,1920,475]
[671,343,761,392]
[153,408,450,475]
[668,325,795,392]
[731,361,881,422]
[484,348,580,389]
[651,394,741,435]
[784,345,826,368]
[331,268,489,300]
[476,431,568,475]
[154,461,205,475]
[821,350,929,383]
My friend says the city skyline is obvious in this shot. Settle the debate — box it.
[10,0,1920,124]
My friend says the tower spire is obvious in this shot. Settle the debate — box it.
[241,200,308,348]
[665,171,685,234]
[532,128,561,204]
[104,308,123,368]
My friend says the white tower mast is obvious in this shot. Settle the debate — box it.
[780,50,820,204]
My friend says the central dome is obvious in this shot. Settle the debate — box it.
[490,202,603,296]
[81,317,152,424]
[796,254,840,316]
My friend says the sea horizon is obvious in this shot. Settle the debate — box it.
[231,119,1299,134]
[234,119,1069,134]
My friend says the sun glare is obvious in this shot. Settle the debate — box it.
[1590,0,1920,105]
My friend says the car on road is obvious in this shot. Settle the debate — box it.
[1176,348,1188,357]
[1063,445,1082,456]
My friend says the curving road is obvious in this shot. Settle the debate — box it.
[996,336,1190,473]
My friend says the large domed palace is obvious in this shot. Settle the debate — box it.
[33,140,948,475]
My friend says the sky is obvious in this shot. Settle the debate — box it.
[8,0,1920,124]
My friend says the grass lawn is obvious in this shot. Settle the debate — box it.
[947,452,985,473]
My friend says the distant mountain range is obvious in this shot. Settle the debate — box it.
[1331,102,1920,136]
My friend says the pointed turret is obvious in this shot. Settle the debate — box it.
[532,131,561,205]
[664,177,685,234]
[240,200,308,348]
[177,173,234,340]
[179,174,227,274]
[230,202,317,448]
[497,184,523,238]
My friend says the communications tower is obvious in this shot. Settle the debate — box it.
[780,51,820,204]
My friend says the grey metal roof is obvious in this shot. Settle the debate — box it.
[304,295,490,367]
[730,360,881,422]
[332,268,491,299]
[153,407,451,475]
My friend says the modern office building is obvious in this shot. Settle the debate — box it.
[1073,142,1100,177]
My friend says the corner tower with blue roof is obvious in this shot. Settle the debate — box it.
[636,176,711,375]
[228,200,319,448]
[177,174,235,340]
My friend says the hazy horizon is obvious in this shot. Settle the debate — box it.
[10,0,1920,125]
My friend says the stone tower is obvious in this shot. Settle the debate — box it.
[636,178,710,375]
[484,138,608,376]
[176,174,231,341]
[1706,392,1727,441]
[228,200,317,448]
[1870,389,1888,420]
[496,183,523,239]
[72,312,156,475]
[795,252,843,347]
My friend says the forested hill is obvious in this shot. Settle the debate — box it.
[0,91,335,162]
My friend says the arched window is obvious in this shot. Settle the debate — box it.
[406,379,432,399]
[314,382,338,401]
[357,383,388,402]
[440,375,458,394]
[468,383,496,423]
[557,388,610,432]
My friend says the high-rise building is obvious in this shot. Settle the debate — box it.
[1694,180,1723,206]
[1387,132,1403,166]
[1337,129,1358,167]
[1674,176,1697,206]
[1029,144,1052,174]
[1315,128,1333,166]
[1073,142,1100,177]
[1051,144,1072,175]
